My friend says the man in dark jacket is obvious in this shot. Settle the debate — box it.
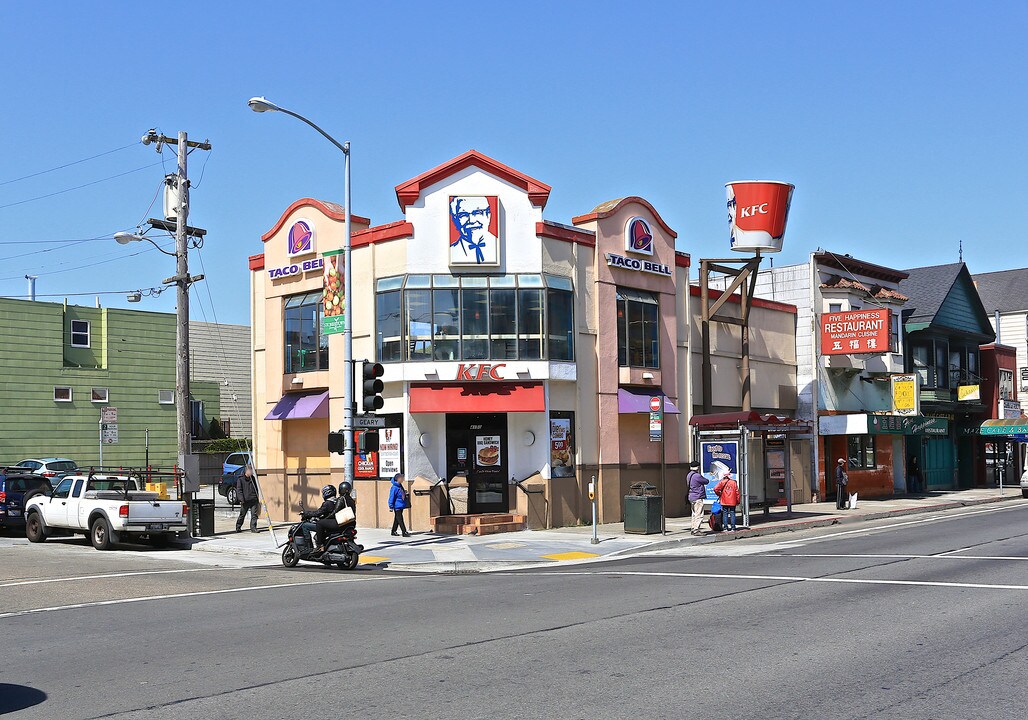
[835,458,849,510]
[234,465,261,533]
[300,485,337,552]
[687,461,709,536]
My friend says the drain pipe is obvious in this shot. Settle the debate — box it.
[995,311,1001,343]
[25,275,36,301]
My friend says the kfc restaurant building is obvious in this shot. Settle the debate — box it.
[250,151,693,529]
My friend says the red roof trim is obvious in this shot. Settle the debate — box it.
[675,252,691,268]
[394,150,552,211]
[249,253,265,271]
[689,285,797,314]
[571,196,677,239]
[260,198,371,243]
[352,221,414,248]
[535,221,595,247]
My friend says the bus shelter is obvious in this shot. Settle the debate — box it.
[689,411,815,528]
[980,418,1028,490]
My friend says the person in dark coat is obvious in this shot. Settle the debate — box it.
[835,458,849,510]
[907,455,922,494]
[687,461,709,536]
[300,485,337,551]
[387,473,411,537]
[234,465,261,533]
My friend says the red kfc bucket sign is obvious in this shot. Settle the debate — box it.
[726,181,794,253]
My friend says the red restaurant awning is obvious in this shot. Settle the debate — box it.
[265,391,330,420]
[409,383,545,413]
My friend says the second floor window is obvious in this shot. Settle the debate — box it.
[284,292,328,373]
[616,288,659,369]
[1000,369,1014,399]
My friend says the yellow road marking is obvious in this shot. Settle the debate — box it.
[541,551,600,561]
[359,555,389,564]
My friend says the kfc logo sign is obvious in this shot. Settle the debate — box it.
[738,203,769,218]
[456,363,507,381]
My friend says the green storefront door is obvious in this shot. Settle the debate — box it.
[924,436,955,489]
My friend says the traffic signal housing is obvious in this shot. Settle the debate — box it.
[358,430,380,453]
[328,431,345,455]
[362,361,384,412]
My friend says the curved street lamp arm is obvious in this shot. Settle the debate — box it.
[142,236,179,257]
[275,106,349,156]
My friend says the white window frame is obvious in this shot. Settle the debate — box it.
[158,390,175,405]
[54,386,73,402]
[70,319,90,348]
[91,388,109,403]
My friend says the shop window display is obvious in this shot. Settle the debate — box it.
[284,291,328,372]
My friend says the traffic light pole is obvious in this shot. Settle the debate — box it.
[342,143,354,493]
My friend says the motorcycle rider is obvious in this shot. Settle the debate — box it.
[300,485,337,552]
[314,481,358,552]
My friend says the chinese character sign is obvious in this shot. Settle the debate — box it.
[449,196,499,266]
[820,308,890,355]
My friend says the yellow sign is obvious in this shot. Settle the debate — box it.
[957,385,981,401]
[891,374,918,415]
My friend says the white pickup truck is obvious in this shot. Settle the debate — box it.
[24,474,188,550]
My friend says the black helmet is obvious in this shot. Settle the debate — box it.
[337,481,352,496]
[321,485,337,500]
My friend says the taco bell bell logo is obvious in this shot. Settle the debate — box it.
[625,216,653,256]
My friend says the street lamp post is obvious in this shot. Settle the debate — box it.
[248,97,355,495]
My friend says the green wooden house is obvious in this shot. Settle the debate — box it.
[0,298,221,469]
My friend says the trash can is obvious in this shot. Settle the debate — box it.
[191,498,215,537]
[624,482,663,534]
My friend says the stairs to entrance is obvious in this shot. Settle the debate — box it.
[432,513,527,536]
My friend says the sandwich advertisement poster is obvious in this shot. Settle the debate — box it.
[475,435,501,468]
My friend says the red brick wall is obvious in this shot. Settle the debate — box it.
[821,435,896,500]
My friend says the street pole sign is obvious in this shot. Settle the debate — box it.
[101,406,118,424]
[102,424,119,444]
[649,396,663,442]
[353,415,386,429]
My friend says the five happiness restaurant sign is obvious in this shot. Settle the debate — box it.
[820,308,890,355]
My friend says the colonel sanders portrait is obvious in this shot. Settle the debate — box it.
[449,195,499,265]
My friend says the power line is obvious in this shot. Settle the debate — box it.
[0,142,140,186]
[0,239,175,280]
[0,161,164,210]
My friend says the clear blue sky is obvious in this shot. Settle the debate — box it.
[2,1,1025,326]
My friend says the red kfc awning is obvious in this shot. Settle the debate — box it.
[409,383,545,413]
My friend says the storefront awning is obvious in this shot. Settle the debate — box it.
[409,383,545,413]
[980,418,1028,437]
[265,391,329,420]
[690,411,796,428]
[617,388,681,414]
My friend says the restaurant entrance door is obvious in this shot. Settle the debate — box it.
[446,413,509,514]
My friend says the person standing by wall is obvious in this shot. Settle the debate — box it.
[687,461,709,536]
[388,473,411,537]
[907,455,922,494]
[713,471,740,532]
[835,458,849,510]
[234,465,261,533]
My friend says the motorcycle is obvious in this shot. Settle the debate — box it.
[280,510,363,570]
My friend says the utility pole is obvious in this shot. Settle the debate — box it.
[140,129,211,470]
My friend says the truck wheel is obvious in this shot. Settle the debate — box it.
[25,513,47,543]
[227,487,238,506]
[281,544,299,568]
[1022,489,1028,499]
[90,517,114,550]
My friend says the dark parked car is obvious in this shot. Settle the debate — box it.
[218,468,244,506]
[0,468,52,532]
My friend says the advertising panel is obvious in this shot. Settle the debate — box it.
[448,196,500,266]
[699,440,738,502]
[549,417,575,478]
[820,308,890,355]
[726,180,794,253]
[353,430,378,478]
[321,251,345,335]
[378,427,402,479]
[475,435,501,468]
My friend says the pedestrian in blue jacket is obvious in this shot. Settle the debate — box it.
[388,473,411,537]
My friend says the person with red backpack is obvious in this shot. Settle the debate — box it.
[713,471,740,532]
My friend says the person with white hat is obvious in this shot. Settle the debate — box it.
[835,458,849,510]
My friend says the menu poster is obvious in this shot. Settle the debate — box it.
[475,435,501,468]
[378,427,402,479]
[353,430,378,478]
[550,418,575,478]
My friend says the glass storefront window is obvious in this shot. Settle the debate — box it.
[284,292,328,373]
[616,288,659,369]
[490,288,517,359]
[376,290,402,362]
[847,435,876,469]
[433,288,460,361]
[405,289,433,360]
[547,288,574,361]
[461,287,489,360]
[518,288,543,360]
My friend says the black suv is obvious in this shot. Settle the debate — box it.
[0,468,52,533]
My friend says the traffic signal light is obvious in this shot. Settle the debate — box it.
[328,431,345,455]
[362,361,384,412]
[358,430,380,453]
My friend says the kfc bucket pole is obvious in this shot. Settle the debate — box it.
[725,180,795,253]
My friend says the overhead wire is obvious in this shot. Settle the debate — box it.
[0,238,175,281]
[0,161,165,210]
[0,142,140,186]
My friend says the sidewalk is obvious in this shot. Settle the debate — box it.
[176,488,1025,572]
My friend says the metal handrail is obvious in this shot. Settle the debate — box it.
[413,477,447,496]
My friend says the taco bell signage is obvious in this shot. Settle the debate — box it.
[605,253,672,277]
[725,180,794,253]
[267,257,324,280]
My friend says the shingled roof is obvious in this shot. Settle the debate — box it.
[899,263,964,324]
[899,262,995,341]
[972,268,1028,314]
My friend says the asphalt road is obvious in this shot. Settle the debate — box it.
[2,501,1027,719]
